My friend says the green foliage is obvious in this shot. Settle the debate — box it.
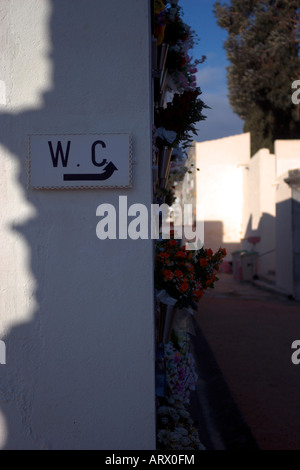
[214,0,300,155]
[155,89,208,149]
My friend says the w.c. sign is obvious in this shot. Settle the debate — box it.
[29,134,132,189]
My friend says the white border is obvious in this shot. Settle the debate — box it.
[28,133,133,190]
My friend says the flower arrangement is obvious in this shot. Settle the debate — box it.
[153,1,216,452]
[155,89,207,149]
[158,149,198,205]
[157,395,205,450]
[167,161,188,187]
[164,1,188,46]
[155,239,226,310]
[153,0,167,46]
[156,298,206,449]
[165,331,198,404]
[163,2,206,91]
[153,0,208,157]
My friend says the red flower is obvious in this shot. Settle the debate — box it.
[186,263,194,272]
[194,289,204,299]
[162,270,174,281]
[199,258,208,268]
[205,275,216,287]
[179,282,189,293]
[205,248,213,259]
[155,239,224,309]
[159,252,170,259]
[174,270,183,279]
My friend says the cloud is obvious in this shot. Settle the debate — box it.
[196,65,226,90]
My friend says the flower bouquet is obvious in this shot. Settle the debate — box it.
[165,330,198,404]
[163,2,206,91]
[155,239,226,311]
[153,0,167,47]
[157,395,205,450]
[154,89,208,149]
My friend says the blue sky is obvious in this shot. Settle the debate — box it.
[179,0,244,141]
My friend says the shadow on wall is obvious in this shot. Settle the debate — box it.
[292,197,300,300]
[0,0,149,450]
[242,213,276,280]
[0,1,88,450]
[276,197,300,300]
[204,221,241,271]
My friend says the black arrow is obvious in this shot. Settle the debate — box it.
[63,162,118,181]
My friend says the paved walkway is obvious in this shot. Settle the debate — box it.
[195,274,300,450]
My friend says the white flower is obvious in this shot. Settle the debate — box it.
[176,427,188,436]
[169,431,182,442]
[168,5,180,21]
[156,127,177,145]
[181,437,191,446]
[170,44,181,53]
[171,147,185,163]
[172,393,183,402]
[157,429,170,445]
[178,409,190,419]
[157,406,169,415]
[167,396,175,405]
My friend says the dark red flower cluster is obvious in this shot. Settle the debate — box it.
[155,89,207,148]
[155,240,226,310]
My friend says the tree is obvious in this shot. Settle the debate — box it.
[214,0,300,155]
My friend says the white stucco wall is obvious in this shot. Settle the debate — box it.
[292,188,300,300]
[275,140,300,178]
[184,134,300,286]
[274,140,300,297]
[195,133,250,257]
[275,173,294,296]
[0,0,155,450]
[242,148,276,278]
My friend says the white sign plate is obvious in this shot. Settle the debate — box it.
[29,134,132,189]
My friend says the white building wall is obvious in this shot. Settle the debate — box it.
[292,188,300,300]
[195,133,250,257]
[274,141,300,297]
[275,140,300,178]
[183,133,300,288]
[242,148,276,278]
[0,0,155,450]
[275,173,294,296]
